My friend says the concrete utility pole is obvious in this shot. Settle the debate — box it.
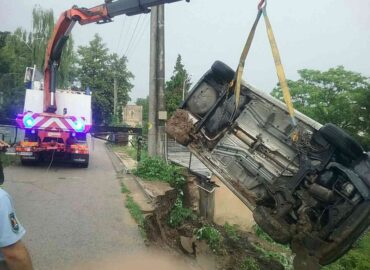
[157,4,166,158]
[113,76,118,121]
[148,6,159,156]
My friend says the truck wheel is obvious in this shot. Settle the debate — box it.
[211,61,235,84]
[80,161,89,168]
[319,123,364,161]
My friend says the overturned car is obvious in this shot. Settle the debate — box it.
[166,61,370,266]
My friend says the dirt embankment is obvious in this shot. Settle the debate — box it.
[144,182,285,270]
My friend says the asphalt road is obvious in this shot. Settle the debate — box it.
[3,138,144,270]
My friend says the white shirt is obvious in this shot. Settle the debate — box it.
[0,188,26,261]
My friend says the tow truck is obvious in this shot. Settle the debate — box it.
[15,0,186,167]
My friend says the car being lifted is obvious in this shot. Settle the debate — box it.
[166,61,370,267]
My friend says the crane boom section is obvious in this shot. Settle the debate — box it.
[44,0,184,113]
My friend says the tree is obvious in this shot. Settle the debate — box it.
[31,5,75,87]
[31,5,54,71]
[109,53,134,124]
[0,29,32,119]
[136,96,149,134]
[0,5,76,120]
[271,66,370,150]
[76,34,133,125]
[165,54,192,117]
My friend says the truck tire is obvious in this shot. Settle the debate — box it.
[319,123,364,161]
[211,61,235,84]
[81,161,89,168]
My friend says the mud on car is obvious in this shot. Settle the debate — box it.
[166,61,370,266]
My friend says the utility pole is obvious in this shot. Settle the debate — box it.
[148,5,167,157]
[113,76,118,122]
[148,6,159,157]
[157,4,166,158]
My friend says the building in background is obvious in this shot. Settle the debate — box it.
[122,105,143,127]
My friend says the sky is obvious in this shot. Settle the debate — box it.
[1,0,369,103]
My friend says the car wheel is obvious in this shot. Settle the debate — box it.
[319,123,364,161]
[211,61,235,84]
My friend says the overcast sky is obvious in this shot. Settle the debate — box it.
[1,0,369,102]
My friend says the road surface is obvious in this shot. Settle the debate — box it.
[3,138,144,270]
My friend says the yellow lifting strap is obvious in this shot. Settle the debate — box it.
[234,0,298,132]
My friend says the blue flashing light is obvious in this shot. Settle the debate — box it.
[23,115,35,128]
[73,118,85,133]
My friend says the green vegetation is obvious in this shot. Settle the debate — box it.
[323,232,370,270]
[125,195,146,237]
[224,222,240,242]
[165,54,192,117]
[135,97,149,135]
[168,197,194,227]
[253,244,293,270]
[76,34,133,125]
[252,225,293,270]
[0,6,74,120]
[252,224,275,243]
[133,157,186,189]
[271,67,370,150]
[196,225,222,252]
[240,257,260,270]
[120,182,130,194]
[0,154,18,167]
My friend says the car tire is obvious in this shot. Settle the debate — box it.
[211,61,235,84]
[319,123,364,161]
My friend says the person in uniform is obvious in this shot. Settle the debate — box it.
[0,141,33,270]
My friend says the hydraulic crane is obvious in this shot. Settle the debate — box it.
[45,0,186,113]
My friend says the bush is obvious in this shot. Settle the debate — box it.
[133,157,186,189]
[168,197,194,227]
[196,225,222,252]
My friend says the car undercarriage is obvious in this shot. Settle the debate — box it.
[166,61,370,267]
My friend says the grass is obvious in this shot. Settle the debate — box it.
[0,153,18,167]
[323,232,370,270]
[240,257,260,270]
[196,225,222,252]
[133,157,186,189]
[168,197,194,227]
[224,223,240,242]
[252,225,293,270]
[120,182,130,194]
[125,195,146,238]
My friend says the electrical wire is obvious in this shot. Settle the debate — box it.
[126,15,150,58]
[115,16,127,52]
[123,15,143,57]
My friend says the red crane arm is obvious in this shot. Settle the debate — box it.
[44,0,186,113]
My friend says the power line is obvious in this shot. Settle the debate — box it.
[115,16,127,52]
[119,16,133,54]
[123,15,143,57]
[126,15,150,58]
